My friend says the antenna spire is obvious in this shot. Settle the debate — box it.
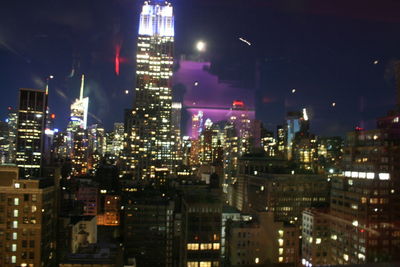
[80,74,85,100]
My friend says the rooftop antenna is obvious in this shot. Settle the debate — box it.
[79,74,85,100]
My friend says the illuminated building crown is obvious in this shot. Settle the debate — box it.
[138,1,174,36]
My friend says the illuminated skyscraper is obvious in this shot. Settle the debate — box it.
[16,88,48,178]
[191,111,203,140]
[6,107,18,163]
[67,75,89,132]
[286,108,309,160]
[67,75,90,176]
[129,0,174,180]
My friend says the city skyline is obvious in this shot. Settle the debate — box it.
[1,0,400,136]
[1,1,400,266]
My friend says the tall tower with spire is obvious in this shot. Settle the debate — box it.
[129,0,175,181]
[67,75,90,176]
[68,75,89,131]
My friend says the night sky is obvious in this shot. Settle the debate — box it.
[1,0,400,136]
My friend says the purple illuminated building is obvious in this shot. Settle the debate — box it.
[173,60,255,136]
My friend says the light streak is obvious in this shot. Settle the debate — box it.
[115,45,121,75]
[239,37,251,46]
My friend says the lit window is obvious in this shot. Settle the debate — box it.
[12,232,17,240]
[278,230,284,237]
[316,238,321,244]
[187,262,198,267]
[200,243,212,250]
[278,239,284,246]
[213,243,220,250]
[31,206,37,213]
[11,244,16,252]
[279,257,283,263]
[379,173,390,180]
[13,210,18,217]
[13,221,18,229]
[199,262,211,267]
[279,248,284,255]
[366,172,375,179]
[14,198,19,206]
[14,183,20,189]
[255,257,260,264]
[343,254,349,261]
[11,256,16,263]
[187,243,199,250]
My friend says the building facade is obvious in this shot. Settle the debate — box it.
[129,0,175,181]
[16,88,48,178]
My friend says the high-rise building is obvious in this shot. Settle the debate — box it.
[129,0,175,181]
[67,75,89,132]
[171,102,183,170]
[286,109,309,160]
[16,88,48,178]
[228,100,253,155]
[191,111,203,140]
[71,128,89,176]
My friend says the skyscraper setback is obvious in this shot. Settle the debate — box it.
[129,0,175,180]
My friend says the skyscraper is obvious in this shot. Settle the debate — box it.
[67,75,89,132]
[16,88,48,178]
[129,0,174,180]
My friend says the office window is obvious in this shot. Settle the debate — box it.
[187,262,198,267]
[14,198,19,206]
[13,209,18,217]
[11,255,16,263]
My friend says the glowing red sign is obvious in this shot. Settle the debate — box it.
[233,100,244,107]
